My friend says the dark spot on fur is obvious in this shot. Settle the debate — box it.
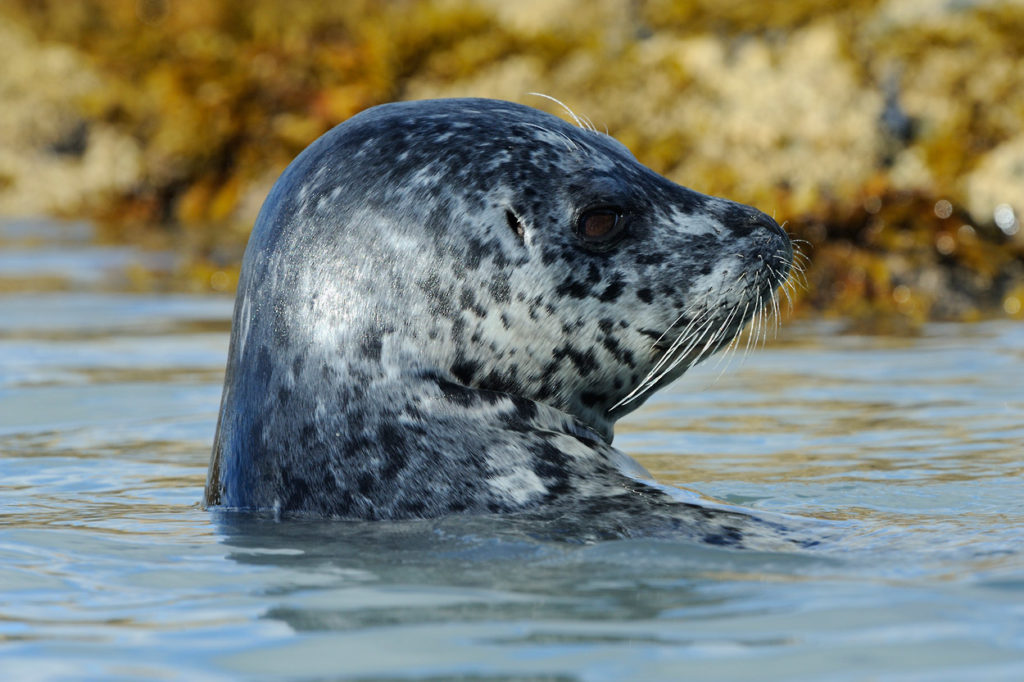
[419,272,454,316]
[637,252,666,265]
[356,472,377,497]
[553,344,599,376]
[536,379,555,400]
[482,368,520,396]
[460,286,487,317]
[703,525,744,546]
[599,274,626,302]
[556,276,590,299]
[435,377,475,407]
[378,424,407,479]
[281,469,312,510]
[489,276,511,304]
[450,359,482,385]
[535,443,572,496]
[321,471,339,494]
[637,287,654,304]
[509,396,538,423]
[463,237,487,270]
[254,345,274,386]
[360,333,383,361]
[299,423,318,449]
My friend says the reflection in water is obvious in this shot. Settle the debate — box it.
[214,511,830,638]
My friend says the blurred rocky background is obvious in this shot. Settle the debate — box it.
[1,0,1022,328]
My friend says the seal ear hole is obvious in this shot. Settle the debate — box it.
[505,209,525,243]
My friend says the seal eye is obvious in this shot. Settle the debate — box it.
[578,209,626,244]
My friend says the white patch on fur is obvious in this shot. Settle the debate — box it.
[489,469,546,504]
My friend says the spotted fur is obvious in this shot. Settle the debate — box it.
[204,98,804,548]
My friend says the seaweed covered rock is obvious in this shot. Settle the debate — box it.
[0,22,141,215]
[0,0,1021,321]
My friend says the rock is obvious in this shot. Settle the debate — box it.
[0,22,142,216]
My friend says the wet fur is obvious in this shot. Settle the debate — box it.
[205,98,801,548]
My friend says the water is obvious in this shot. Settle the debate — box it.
[1,218,1022,681]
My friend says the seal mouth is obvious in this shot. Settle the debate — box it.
[637,327,672,352]
[614,304,759,413]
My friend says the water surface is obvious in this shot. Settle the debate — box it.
[1,219,1022,680]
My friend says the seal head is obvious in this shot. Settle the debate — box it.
[205,98,792,528]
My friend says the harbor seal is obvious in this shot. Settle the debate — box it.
[204,98,800,547]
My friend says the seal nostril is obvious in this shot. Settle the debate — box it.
[719,204,785,239]
[751,210,786,239]
[506,209,525,243]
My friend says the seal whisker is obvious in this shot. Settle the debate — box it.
[767,278,783,337]
[779,281,795,314]
[660,305,736,384]
[650,303,713,363]
[613,309,718,409]
[757,291,770,349]
[790,255,810,277]
[663,305,719,361]
[709,325,744,386]
[650,307,694,350]
[782,246,810,293]
[686,308,736,371]
[632,313,714,395]
[650,322,717,393]
[707,302,746,376]
[742,299,761,362]
[768,289,780,339]
[527,92,591,131]
[749,296,763,356]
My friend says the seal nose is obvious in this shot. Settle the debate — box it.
[756,209,793,255]
[717,202,793,269]
[713,201,780,238]
[745,207,786,240]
